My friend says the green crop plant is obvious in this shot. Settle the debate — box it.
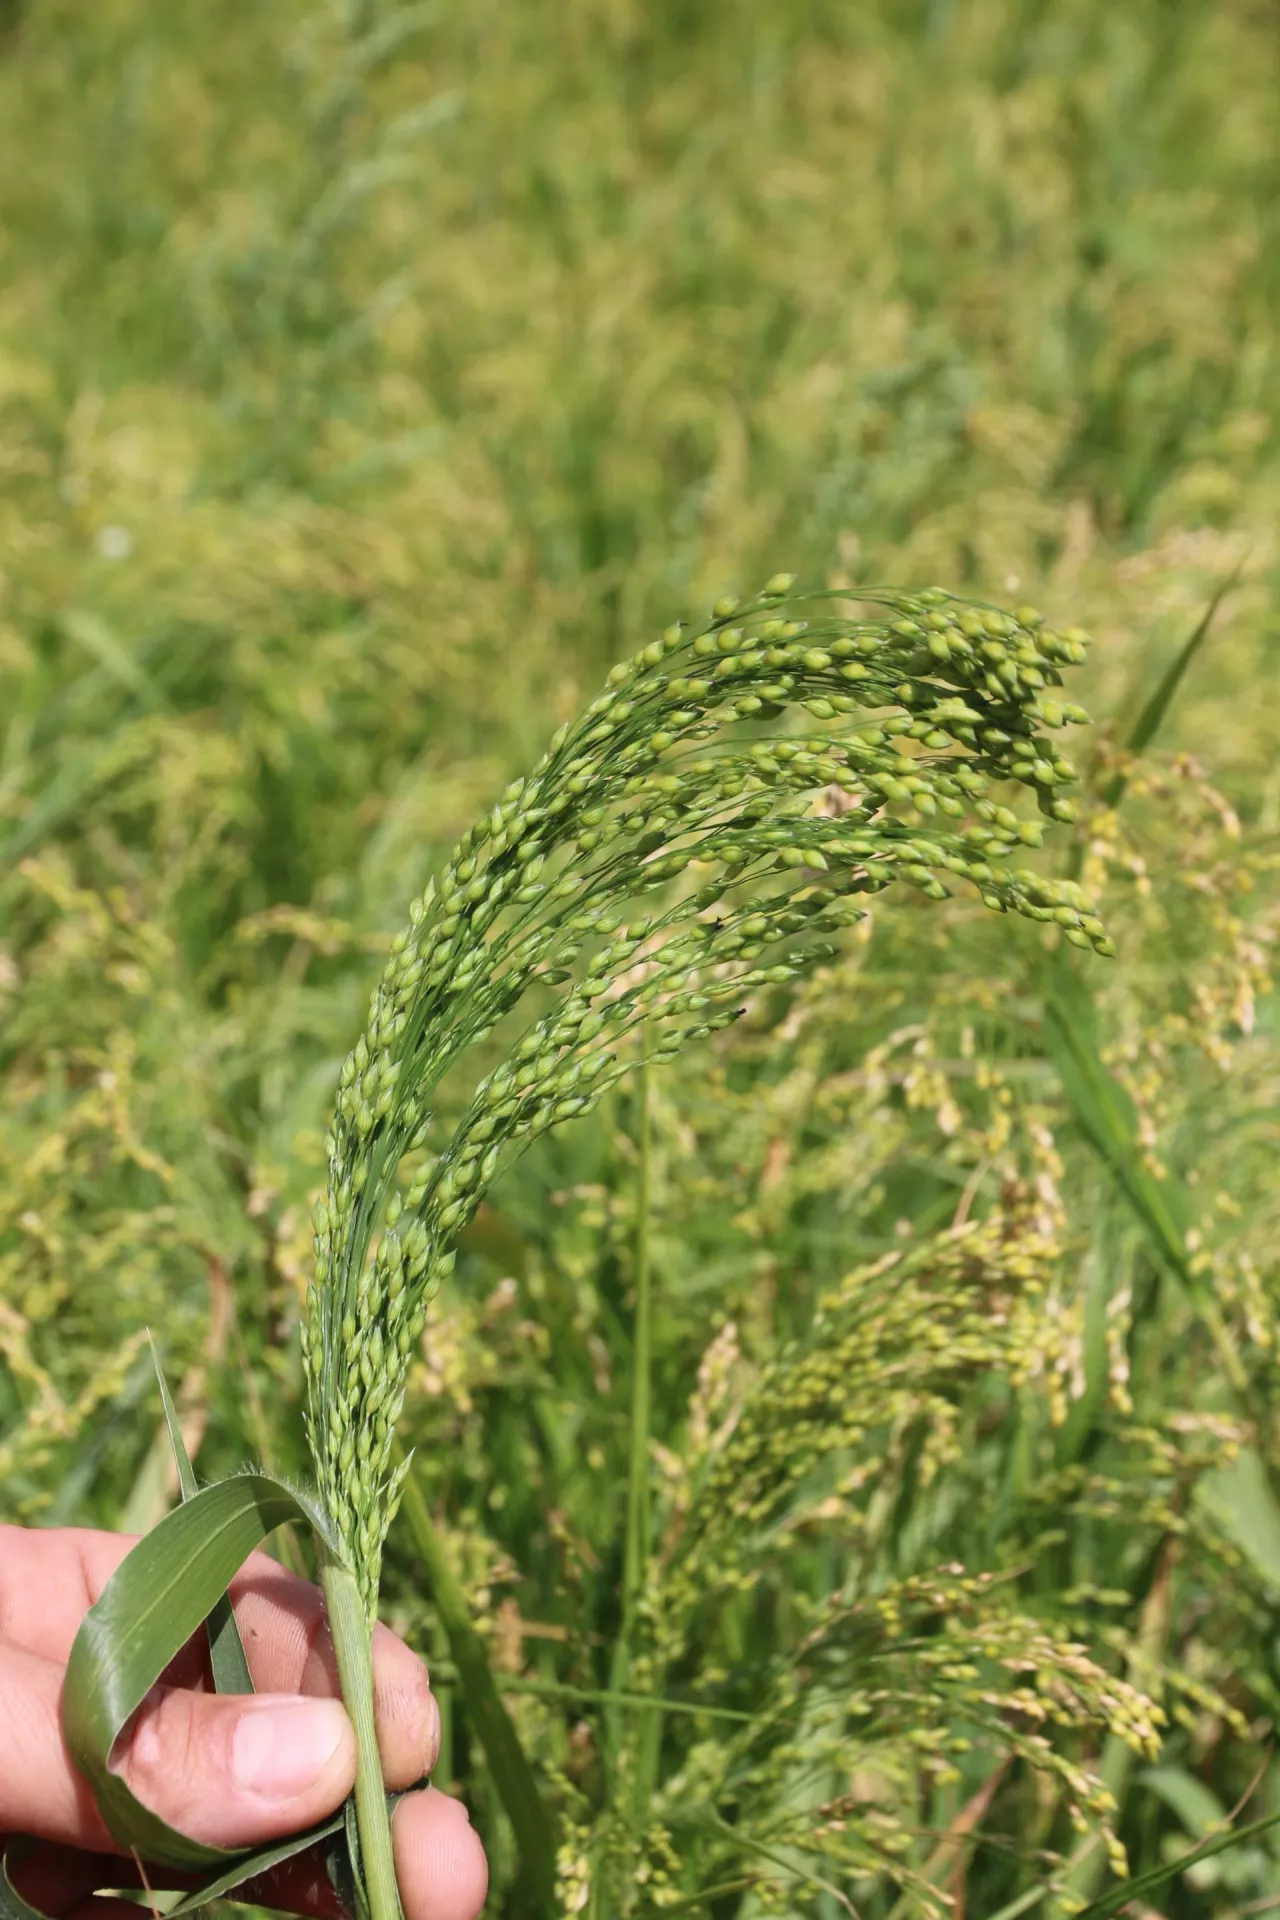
[2,4,1278,1912]
[3,577,1113,1920]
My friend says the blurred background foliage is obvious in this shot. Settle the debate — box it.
[1,0,1278,1913]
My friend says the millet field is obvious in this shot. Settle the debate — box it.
[1,1,1279,1914]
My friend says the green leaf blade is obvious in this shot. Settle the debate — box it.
[61,1472,330,1871]
[1076,1807,1280,1917]
[396,1450,558,1915]
[1,1848,50,1920]
[166,1807,349,1914]
[1042,955,1190,1282]
[1102,558,1244,810]
[149,1334,255,1696]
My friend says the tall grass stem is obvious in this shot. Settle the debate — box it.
[395,1447,558,1914]
[627,1034,665,1824]
[622,1032,653,1643]
[320,1551,403,1920]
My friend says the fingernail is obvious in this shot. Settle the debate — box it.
[232,1696,348,1798]
[423,1687,442,1773]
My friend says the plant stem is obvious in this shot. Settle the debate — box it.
[609,1035,663,1823]
[320,1551,403,1920]
[622,1036,653,1638]
[395,1444,559,1915]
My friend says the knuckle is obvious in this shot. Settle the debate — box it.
[116,1683,205,1799]
[299,1593,339,1692]
[373,1631,434,1754]
[422,1686,442,1775]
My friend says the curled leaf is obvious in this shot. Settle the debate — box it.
[61,1472,333,1871]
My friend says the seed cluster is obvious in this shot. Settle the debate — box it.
[574,1216,1174,1913]
[649,1221,1065,1659]
[702,1568,1162,1908]
[301,578,1109,1609]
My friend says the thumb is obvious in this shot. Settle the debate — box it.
[111,1686,356,1848]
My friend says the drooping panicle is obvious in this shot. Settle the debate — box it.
[301,579,1108,1613]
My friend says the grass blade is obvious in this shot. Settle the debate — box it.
[62,1472,330,1870]
[493,1676,752,1722]
[976,1888,1048,1920]
[1066,558,1245,881]
[1042,956,1189,1279]
[166,1807,348,1913]
[1200,1445,1280,1590]
[59,609,166,714]
[0,742,115,869]
[150,1332,199,1501]
[0,1806,357,1919]
[45,1347,156,1525]
[1075,1806,1280,1917]
[1,1846,46,1920]
[395,1450,558,1916]
[149,1333,255,1696]
[1103,557,1245,810]
[1042,953,1248,1393]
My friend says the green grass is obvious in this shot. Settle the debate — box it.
[1,0,1279,1913]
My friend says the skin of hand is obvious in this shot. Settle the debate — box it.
[0,1526,488,1920]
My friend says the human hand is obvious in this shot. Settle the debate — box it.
[0,1525,488,1920]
